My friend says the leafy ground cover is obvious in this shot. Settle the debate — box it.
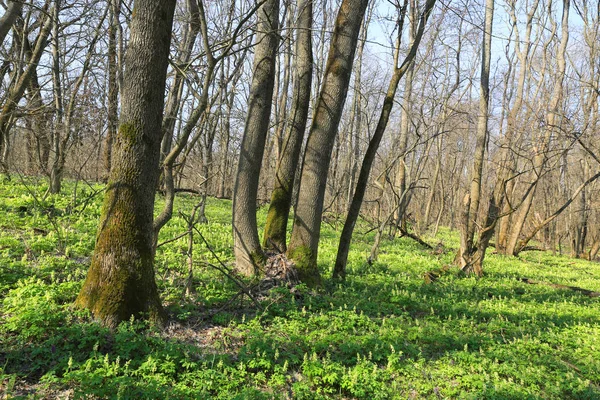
[1,177,599,399]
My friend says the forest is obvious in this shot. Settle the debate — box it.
[1,0,599,398]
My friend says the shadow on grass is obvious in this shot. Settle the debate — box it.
[2,259,599,399]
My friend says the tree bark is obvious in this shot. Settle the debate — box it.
[287,0,369,286]
[232,0,280,275]
[103,0,121,178]
[76,0,176,328]
[263,0,313,252]
[333,0,436,279]
[456,0,494,276]
[0,0,23,46]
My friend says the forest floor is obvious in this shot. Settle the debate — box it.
[1,177,599,399]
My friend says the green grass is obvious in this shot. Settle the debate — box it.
[1,177,599,399]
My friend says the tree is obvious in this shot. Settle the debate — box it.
[263,0,313,252]
[0,0,23,46]
[502,0,570,256]
[232,0,280,275]
[333,0,437,279]
[48,1,108,193]
[103,0,122,178]
[287,0,370,286]
[76,0,176,328]
[456,0,494,276]
[0,1,52,175]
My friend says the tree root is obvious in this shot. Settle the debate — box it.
[399,228,433,249]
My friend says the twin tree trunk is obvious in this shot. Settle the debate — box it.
[76,0,176,328]
[262,0,313,253]
[232,0,280,275]
[286,0,369,286]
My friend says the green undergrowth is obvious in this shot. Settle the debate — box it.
[1,177,599,399]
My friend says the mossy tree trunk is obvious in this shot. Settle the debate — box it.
[263,0,313,253]
[76,0,176,329]
[287,0,369,286]
[232,0,280,275]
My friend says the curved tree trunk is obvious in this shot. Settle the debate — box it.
[232,0,280,275]
[263,0,313,252]
[333,0,436,280]
[76,0,176,329]
[0,0,23,46]
[287,0,369,286]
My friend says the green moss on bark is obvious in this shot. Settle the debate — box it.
[118,122,138,146]
[287,245,321,287]
[263,186,291,251]
[250,249,267,270]
[75,182,165,329]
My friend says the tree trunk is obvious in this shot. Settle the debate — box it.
[232,0,280,275]
[456,0,494,276]
[104,0,121,178]
[49,3,108,194]
[503,0,569,256]
[0,3,52,174]
[0,0,23,46]
[333,0,436,279]
[263,0,313,252]
[495,0,540,252]
[287,0,369,286]
[393,0,417,228]
[76,0,176,328]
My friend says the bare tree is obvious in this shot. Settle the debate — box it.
[334,0,436,279]
[287,0,370,286]
[0,0,23,45]
[76,0,176,328]
[232,0,280,275]
[456,0,494,276]
[263,0,313,252]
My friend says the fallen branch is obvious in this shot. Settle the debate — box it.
[399,228,433,249]
[158,187,201,196]
[518,277,600,298]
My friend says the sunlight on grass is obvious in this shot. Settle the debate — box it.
[1,178,599,398]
